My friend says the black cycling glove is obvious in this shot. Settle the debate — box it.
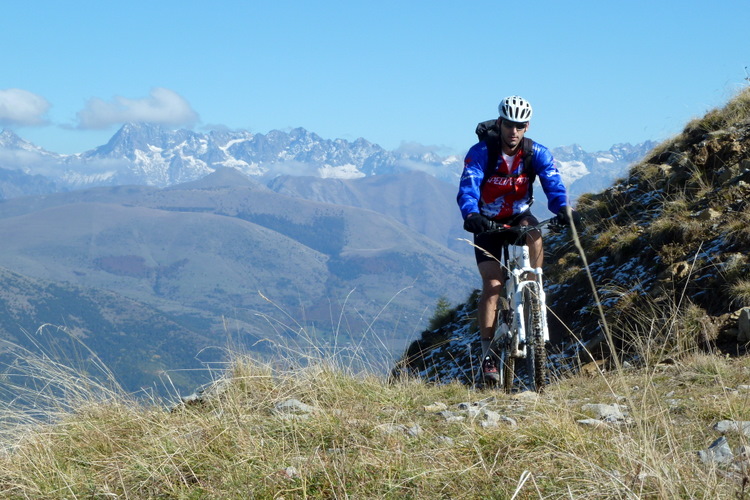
[556,208,582,227]
[463,213,494,234]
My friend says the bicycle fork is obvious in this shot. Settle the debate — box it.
[509,270,549,358]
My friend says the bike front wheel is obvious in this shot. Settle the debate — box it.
[522,284,547,392]
[499,347,515,393]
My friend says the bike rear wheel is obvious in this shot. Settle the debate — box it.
[522,284,547,392]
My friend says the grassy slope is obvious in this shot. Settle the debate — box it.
[543,86,750,357]
[1,353,749,498]
[0,267,221,396]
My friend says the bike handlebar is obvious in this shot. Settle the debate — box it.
[480,217,562,237]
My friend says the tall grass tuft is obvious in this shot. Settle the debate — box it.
[684,86,750,135]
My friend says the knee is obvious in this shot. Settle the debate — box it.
[527,231,543,250]
[481,279,503,298]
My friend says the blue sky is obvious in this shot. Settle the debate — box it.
[2,0,749,155]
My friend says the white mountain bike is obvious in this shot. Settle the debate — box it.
[482,218,558,392]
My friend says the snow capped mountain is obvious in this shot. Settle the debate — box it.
[4,123,459,188]
[552,141,658,197]
[0,129,66,173]
[0,130,64,198]
[0,130,58,156]
[0,123,655,199]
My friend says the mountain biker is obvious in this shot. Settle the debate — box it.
[457,95,579,384]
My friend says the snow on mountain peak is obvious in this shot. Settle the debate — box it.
[0,129,58,156]
[0,123,655,196]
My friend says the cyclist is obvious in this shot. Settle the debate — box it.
[457,95,579,384]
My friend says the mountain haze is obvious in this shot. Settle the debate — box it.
[0,169,475,393]
[267,170,467,252]
[0,266,218,393]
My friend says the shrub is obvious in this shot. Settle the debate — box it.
[427,296,454,331]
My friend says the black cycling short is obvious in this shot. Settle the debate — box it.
[473,211,540,265]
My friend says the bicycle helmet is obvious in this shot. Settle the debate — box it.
[498,96,533,122]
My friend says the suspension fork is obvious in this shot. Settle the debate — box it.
[513,272,550,344]
[511,281,528,357]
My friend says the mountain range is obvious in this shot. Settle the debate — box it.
[0,124,655,395]
[0,124,654,198]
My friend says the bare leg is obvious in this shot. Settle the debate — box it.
[477,261,505,342]
[521,221,543,269]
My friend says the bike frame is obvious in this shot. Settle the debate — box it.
[475,216,562,391]
[484,218,556,360]
[501,232,549,358]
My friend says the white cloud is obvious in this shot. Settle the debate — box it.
[0,88,51,126]
[76,87,199,129]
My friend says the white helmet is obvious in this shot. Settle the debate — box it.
[498,95,533,122]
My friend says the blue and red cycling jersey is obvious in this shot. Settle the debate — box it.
[457,139,569,221]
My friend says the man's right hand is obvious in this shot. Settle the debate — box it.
[463,213,494,234]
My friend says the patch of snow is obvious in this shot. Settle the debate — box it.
[318,163,365,179]
[221,137,251,149]
[557,160,589,185]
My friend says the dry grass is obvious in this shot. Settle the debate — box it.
[684,86,750,135]
[729,279,750,308]
[724,209,750,248]
[1,220,748,498]
[1,337,750,498]
[647,213,705,249]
